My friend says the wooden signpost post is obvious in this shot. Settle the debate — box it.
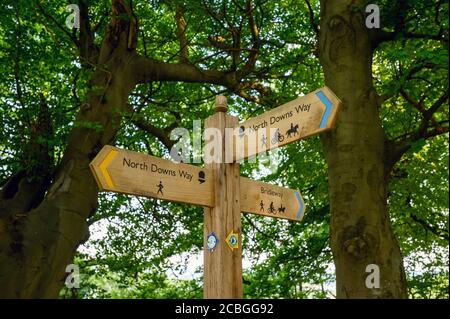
[90,87,341,299]
[203,96,242,298]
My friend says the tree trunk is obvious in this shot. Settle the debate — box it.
[0,7,137,298]
[318,0,407,298]
[0,0,234,297]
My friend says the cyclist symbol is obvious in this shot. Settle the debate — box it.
[267,202,276,214]
[271,129,285,145]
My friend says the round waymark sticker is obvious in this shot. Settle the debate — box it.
[207,232,219,251]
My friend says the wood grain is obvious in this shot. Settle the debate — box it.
[203,98,243,299]
[240,177,306,222]
[90,145,214,207]
[233,86,342,160]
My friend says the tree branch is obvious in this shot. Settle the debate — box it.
[238,0,259,76]
[78,0,98,63]
[124,104,176,150]
[93,9,110,34]
[132,118,176,150]
[130,55,234,87]
[371,30,447,50]
[410,213,449,241]
[384,90,449,177]
[304,0,319,39]
[243,214,286,245]
[424,90,449,118]
[175,5,189,63]
[13,3,26,113]
[370,0,448,49]
[399,88,426,113]
[385,123,448,178]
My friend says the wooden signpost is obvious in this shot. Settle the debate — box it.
[90,145,214,207]
[240,177,305,222]
[233,87,341,160]
[90,87,341,299]
[89,146,306,221]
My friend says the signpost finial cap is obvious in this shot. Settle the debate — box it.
[215,95,228,113]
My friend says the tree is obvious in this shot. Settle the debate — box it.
[0,0,448,298]
[318,0,448,297]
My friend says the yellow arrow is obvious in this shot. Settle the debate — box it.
[225,231,239,251]
[99,149,118,188]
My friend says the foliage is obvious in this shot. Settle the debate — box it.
[1,0,448,298]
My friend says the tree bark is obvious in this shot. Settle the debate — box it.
[0,0,234,298]
[0,48,136,299]
[318,0,407,298]
[0,1,139,298]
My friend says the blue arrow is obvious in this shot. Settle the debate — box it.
[295,191,305,220]
[316,90,333,129]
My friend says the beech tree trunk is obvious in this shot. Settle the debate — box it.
[318,0,408,298]
[0,0,233,298]
[0,2,138,298]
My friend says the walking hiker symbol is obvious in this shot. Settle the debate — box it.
[261,134,267,147]
[156,181,164,196]
[260,200,265,212]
